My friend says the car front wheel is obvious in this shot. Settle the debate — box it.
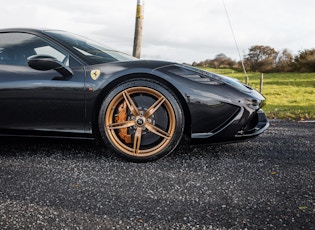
[98,79,184,162]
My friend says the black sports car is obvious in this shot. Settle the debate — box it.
[0,28,269,162]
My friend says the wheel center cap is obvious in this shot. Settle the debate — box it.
[136,118,144,126]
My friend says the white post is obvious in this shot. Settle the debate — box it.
[260,73,264,93]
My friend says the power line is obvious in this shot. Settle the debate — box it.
[222,0,249,84]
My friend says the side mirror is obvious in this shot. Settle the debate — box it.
[27,55,73,78]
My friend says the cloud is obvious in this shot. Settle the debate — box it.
[1,0,314,63]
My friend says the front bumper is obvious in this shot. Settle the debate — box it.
[191,109,269,145]
[235,109,269,138]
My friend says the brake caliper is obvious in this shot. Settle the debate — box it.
[115,101,132,144]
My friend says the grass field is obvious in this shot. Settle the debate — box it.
[200,68,315,120]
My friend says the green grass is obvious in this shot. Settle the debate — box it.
[200,68,315,120]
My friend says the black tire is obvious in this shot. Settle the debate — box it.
[98,78,184,162]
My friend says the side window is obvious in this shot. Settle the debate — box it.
[0,32,69,66]
[34,46,69,66]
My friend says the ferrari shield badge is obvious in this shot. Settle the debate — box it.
[90,69,101,80]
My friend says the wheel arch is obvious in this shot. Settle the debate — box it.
[92,73,192,140]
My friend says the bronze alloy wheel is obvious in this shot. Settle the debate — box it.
[99,79,184,162]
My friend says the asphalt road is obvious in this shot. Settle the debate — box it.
[0,120,314,229]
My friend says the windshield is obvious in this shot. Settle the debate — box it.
[45,30,137,65]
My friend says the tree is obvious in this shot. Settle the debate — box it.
[245,45,278,72]
[293,49,315,72]
[275,49,293,72]
[192,53,238,69]
[210,53,235,68]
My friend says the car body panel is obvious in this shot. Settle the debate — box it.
[0,64,86,133]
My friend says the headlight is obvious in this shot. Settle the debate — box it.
[246,99,261,110]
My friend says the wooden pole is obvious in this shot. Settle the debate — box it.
[133,0,144,58]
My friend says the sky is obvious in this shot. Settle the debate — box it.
[1,0,314,64]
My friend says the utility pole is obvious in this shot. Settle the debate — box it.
[132,0,144,58]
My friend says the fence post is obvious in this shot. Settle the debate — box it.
[260,73,264,93]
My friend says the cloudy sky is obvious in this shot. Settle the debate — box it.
[1,0,314,63]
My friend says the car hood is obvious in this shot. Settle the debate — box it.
[87,60,176,75]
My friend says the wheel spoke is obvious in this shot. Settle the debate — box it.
[145,123,171,140]
[133,127,142,155]
[144,96,166,118]
[122,90,139,116]
[108,121,135,129]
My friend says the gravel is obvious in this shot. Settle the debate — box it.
[0,120,314,229]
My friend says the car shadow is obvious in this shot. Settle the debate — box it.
[0,136,114,160]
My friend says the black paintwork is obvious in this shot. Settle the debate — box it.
[0,28,269,144]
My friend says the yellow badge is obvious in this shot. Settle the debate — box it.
[90,69,101,80]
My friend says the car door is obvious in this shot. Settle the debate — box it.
[0,32,87,135]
